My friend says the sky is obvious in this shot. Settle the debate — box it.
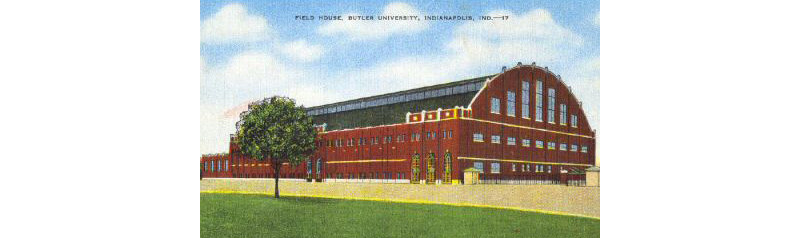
[200,0,600,155]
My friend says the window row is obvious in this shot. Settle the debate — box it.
[471,133,589,152]
[511,164,552,173]
[203,160,230,172]
[489,80,579,128]
[307,81,484,115]
[327,172,407,180]
[327,130,455,147]
[473,162,553,173]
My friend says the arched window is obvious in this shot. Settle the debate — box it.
[306,159,312,175]
[411,153,421,184]
[443,152,452,183]
[316,159,322,177]
[427,152,436,184]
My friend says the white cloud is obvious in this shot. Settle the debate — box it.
[593,11,600,27]
[281,40,325,62]
[448,9,583,62]
[317,2,429,41]
[201,50,336,154]
[201,3,272,44]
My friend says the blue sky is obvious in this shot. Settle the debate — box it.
[200,0,600,154]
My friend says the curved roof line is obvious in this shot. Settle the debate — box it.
[465,63,593,131]
[468,64,557,109]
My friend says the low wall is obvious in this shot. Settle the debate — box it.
[201,178,599,218]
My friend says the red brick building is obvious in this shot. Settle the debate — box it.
[202,63,596,184]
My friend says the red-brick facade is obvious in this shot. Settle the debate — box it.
[201,64,596,184]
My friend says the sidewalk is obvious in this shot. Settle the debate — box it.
[201,178,599,218]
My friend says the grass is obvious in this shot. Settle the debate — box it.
[201,193,599,238]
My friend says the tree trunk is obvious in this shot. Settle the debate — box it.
[273,161,281,198]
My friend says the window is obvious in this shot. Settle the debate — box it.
[474,162,484,173]
[522,139,531,147]
[560,143,568,151]
[536,140,544,148]
[204,161,207,171]
[491,135,501,144]
[473,133,484,142]
[548,142,556,150]
[547,166,552,173]
[548,88,556,123]
[571,144,579,152]
[226,160,229,171]
[507,137,516,145]
[571,115,578,128]
[581,146,589,153]
[560,104,567,125]
[491,163,500,173]
[507,91,515,116]
[491,97,501,114]
[512,164,516,172]
[211,161,214,172]
[521,81,530,118]
[536,80,543,121]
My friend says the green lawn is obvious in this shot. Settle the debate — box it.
[201,193,599,238]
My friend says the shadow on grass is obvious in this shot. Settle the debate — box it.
[218,193,341,205]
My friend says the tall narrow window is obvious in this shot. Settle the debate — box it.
[521,81,530,118]
[507,91,515,116]
[548,88,556,123]
[571,115,578,128]
[491,97,500,114]
[560,104,567,125]
[536,80,543,121]
[226,160,229,171]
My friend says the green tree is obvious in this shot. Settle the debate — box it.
[235,96,317,198]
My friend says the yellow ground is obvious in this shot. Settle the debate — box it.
[201,178,599,218]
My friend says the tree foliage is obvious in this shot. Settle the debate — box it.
[235,96,317,198]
